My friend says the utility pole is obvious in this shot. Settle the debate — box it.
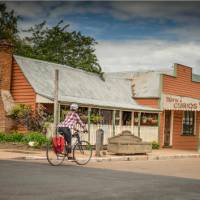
[53,69,59,136]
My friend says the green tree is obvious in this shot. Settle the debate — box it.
[0,3,19,42]
[16,20,103,75]
[0,3,103,77]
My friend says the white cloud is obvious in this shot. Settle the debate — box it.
[96,40,200,74]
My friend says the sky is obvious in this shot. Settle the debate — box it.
[4,1,200,74]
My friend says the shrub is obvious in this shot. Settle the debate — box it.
[0,133,6,142]
[21,132,49,146]
[8,104,53,132]
[0,132,49,147]
[8,104,32,120]
[152,141,160,149]
[0,132,24,143]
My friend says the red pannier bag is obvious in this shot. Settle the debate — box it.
[52,136,65,153]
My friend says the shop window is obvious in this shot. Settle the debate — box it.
[91,108,101,124]
[134,112,158,126]
[78,107,88,123]
[182,111,195,135]
[60,105,88,123]
[122,111,132,126]
[60,105,70,121]
[100,109,112,125]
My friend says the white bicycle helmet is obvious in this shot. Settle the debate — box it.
[70,103,79,111]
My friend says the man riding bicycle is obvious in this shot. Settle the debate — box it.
[57,103,87,159]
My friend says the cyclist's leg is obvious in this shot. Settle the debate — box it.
[65,128,72,153]
[59,127,72,154]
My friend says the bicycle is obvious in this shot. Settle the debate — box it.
[46,130,92,166]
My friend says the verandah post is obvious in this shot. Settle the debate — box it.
[112,110,116,136]
[138,111,141,138]
[131,111,134,134]
[53,69,59,136]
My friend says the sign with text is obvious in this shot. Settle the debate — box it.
[163,94,200,111]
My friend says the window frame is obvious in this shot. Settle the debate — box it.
[182,111,195,136]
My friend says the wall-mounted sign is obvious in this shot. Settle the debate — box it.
[162,94,200,111]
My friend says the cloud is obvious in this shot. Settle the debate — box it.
[96,40,200,74]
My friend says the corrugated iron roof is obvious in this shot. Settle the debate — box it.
[14,55,158,111]
[107,70,173,98]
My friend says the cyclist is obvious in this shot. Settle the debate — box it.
[57,103,87,159]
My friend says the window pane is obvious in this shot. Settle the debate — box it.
[182,111,195,135]
[134,112,158,126]
[122,111,132,126]
[100,109,112,125]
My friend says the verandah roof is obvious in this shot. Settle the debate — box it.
[14,55,159,112]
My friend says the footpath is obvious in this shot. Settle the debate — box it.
[0,143,200,162]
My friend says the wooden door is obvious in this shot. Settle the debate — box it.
[164,110,171,147]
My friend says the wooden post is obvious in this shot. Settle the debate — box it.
[119,110,122,132]
[112,110,116,136]
[138,112,141,138]
[53,69,59,136]
[58,103,61,123]
[87,107,91,142]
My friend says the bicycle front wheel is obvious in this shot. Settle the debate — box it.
[73,140,92,165]
[46,142,66,166]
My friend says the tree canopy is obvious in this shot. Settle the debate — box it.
[0,3,103,77]
[0,3,19,42]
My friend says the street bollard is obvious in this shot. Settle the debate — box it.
[95,129,104,157]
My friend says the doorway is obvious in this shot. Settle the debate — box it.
[164,110,172,147]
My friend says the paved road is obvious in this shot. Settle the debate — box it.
[86,158,200,180]
[0,160,200,200]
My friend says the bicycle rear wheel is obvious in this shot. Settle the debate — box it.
[73,140,92,165]
[46,141,66,166]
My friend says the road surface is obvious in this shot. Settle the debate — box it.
[0,159,200,200]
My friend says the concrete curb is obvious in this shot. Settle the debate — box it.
[13,153,200,162]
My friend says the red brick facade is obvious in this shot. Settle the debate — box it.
[0,41,14,131]
[0,40,36,132]
[135,98,159,109]
[160,64,200,150]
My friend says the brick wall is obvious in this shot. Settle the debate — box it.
[134,98,159,109]
[0,41,13,91]
[0,41,14,132]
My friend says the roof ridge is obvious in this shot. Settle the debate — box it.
[14,55,102,78]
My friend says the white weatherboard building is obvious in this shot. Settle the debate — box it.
[11,56,160,144]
